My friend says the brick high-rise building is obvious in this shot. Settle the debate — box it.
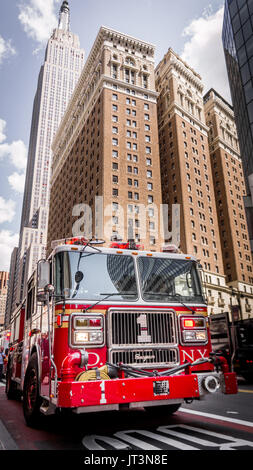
[204,88,253,318]
[47,27,163,252]
[155,49,229,315]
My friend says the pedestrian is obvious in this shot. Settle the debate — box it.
[0,347,5,382]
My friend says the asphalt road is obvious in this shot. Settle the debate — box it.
[0,376,252,458]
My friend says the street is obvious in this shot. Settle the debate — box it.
[0,376,253,454]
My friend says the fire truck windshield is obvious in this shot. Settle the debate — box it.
[137,257,204,303]
[54,251,138,301]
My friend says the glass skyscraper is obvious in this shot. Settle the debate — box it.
[222,0,253,253]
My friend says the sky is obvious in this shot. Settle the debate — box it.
[0,0,229,271]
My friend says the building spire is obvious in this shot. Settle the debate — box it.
[58,1,70,31]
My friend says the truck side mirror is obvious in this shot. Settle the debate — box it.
[37,260,51,301]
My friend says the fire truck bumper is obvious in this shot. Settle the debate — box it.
[56,371,237,412]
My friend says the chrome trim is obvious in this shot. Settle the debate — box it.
[69,312,106,349]
[178,314,208,346]
[107,307,179,368]
[108,347,179,369]
[73,404,120,414]
[130,399,183,409]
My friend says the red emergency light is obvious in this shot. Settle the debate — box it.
[110,241,144,250]
[51,237,105,249]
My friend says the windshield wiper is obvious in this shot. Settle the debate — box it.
[144,292,195,314]
[82,291,137,313]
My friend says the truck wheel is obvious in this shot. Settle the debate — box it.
[23,353,42,427]
[145,403,181,415]
[5,363,17,400]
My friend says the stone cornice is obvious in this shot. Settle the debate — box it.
[156,48,203,93]
[52,26,156,154]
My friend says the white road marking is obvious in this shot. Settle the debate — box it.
[180,408,253,427]
[82,424,253,450]
[115,429,198,450]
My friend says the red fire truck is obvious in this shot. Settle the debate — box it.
[6,237,237,427]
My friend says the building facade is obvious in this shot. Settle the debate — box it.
[204,88,253,318]
[4,247,18,328]
[8,1,84,315]
[155,49,228,315]
[47,27,163,253]
[0,272,9,328]
[222,0,253,255]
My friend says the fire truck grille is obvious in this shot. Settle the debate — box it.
[108,309,179,368]
[108,309,177,347]
[110,348,179,368]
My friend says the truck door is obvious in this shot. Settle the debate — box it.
[209,312,232,367]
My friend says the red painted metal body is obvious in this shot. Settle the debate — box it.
[50,301,238,411]
[6,243,238,418]
[56,372,237,409]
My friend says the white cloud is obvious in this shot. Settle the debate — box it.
[0,140,27,171]
[8,172,26,194]
[18,0,60,46]
[0,230,19,271]
[0,35,16,65]
[0,118,27,169]
[0,119,7,144]
[0,118,27,196]
[181,6,231,103]
[0,197,16,224]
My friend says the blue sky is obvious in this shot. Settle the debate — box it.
[0,0,228,271]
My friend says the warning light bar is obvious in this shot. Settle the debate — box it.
[51,237,105,249]
[161,244,180,253]
[109,241,144,250]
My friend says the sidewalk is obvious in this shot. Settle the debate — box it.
[0,380,19,450]
[0,420,18,450]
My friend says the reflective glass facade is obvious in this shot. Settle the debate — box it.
[223,0,253,249]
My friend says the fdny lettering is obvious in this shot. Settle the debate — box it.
[181,349,209,362]
[84,455,118,466]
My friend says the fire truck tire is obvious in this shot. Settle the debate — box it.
[145,403,181,415]
[23,352,42,427]
[5,363,17,400]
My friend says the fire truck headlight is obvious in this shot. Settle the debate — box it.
[74,331,89,344]
[180,315,208,344]
[183,330,207,343]
[71,314,104,347]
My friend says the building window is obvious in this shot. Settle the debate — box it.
[112,175,118,183]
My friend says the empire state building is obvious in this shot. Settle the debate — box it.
[7,1,85,315]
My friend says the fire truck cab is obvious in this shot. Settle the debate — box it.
[6,237,238,426]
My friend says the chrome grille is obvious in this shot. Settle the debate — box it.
[108,309,177,347]
[110,348,179,368]
[108,309,179,368]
